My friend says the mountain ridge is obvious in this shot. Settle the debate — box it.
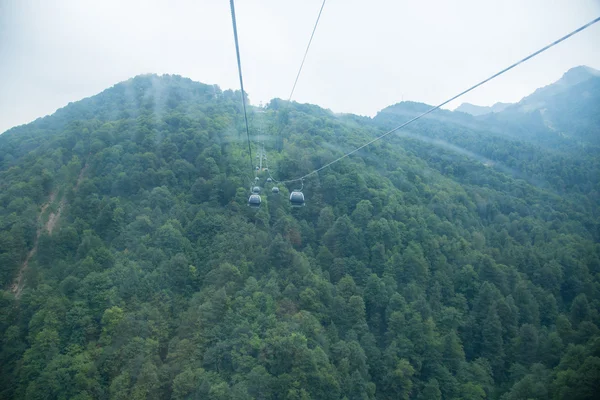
[514,65,600,112]
[455,102,512,116]
[455,65,600,116]
[3,65,597,141]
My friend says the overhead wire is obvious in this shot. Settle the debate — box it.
[229,0,254,177]
[264,0,328,188]
[288,0,327,101]
[269,16,600,184]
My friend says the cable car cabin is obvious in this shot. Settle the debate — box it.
[252,186,261,194]
[289,191,305,207]
[272,186,280,193]
[248,194,261,208]
[256,166,260,170]
[266,178,272,183]
[255,177,260,182]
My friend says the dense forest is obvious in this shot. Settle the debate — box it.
[0,68,599,399]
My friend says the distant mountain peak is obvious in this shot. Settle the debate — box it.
[560,65,600,85]
[455,101,511,116]
[455,65,600,117]
[516,65,600,111]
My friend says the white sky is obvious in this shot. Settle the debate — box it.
[1,0,599,134]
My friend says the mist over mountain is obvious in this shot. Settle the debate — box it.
[515,66,600,111]
[481,66,600,148]
[1,69,599,399]
[456,66,600,117]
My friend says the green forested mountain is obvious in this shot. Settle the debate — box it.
[0,72,599,400]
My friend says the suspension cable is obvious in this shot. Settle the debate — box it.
[266,0,327,185]
[288,0,327,101]
[229,0,254,174]
[270,16,600,184]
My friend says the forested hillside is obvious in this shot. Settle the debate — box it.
[1,73,599,399]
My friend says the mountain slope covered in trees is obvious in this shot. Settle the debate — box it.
[0,73,599,399]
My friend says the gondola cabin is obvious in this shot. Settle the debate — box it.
[289,190,305,207]
[248,194,261,208]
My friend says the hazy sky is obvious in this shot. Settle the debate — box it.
[1,0,599,134]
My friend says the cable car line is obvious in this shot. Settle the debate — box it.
[230,0,265,208]
[266,16,600,185]
[229,0,254,174]
[288,0,327,101]
[261,0,327,194]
